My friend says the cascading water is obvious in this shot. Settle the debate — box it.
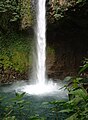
[0,2,68,114]
[16,0,59,95]
[35,0,46,84]
[14,0,67,96]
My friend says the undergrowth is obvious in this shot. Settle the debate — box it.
[0,92,44,120]
[48,58,88,120]
[0,32,33,73]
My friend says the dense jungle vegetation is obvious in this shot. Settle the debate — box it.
[0,0,88,120]
[0,0,88,82]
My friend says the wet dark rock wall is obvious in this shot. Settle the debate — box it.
[46,19,88,79]
[46,1,88,79]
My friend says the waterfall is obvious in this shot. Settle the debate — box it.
[35,0,46,84]
[19,0,59,95]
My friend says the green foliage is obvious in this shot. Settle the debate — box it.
[0,93,26,119]
[47,0,75,22]
[48,0,87,22]
[61,86,88,119]
[29,115,45,120]
[21,0,32,28]
[44,100,67,120]
[76,0,86,4]
[0,0,21,32]
[48,77,88,119]
[47,58,88,120]
[79,58,88,74]
[47,47,55,55]
[62,74,88,120]
[3,116,17,120]
[0,0,32,31]
[0,33,32,74]
[0,92,44,120]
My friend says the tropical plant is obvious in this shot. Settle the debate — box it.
[0,92,45,120]
[47,0,87,22]
[61,77,88,120]
[48,58,88,120]
[0,0,21,32]
[79,58,88,74]
[0,92,28,119]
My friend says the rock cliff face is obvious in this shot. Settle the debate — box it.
[13,0,88,80]
[45,0,88,79]
[46,20,88,79]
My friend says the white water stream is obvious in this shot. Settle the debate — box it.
[35,0,46,84]
[18,0,60,95]
[10,0,67,96]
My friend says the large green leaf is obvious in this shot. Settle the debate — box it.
[64,76,72,82]
[67,96,83,106]
[66,113,78,120]
[77,0,83,3]
[79,63,88,74]
[69,89,87,100]
[76,0,86,3]
[60,109,73,113]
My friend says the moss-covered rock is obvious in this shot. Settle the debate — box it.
[21,0,33,29]
[0,32,33,83]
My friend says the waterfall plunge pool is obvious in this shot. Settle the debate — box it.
[0,80,68,120]
[0,0,69,119]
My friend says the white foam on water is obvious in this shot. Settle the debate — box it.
[14,80,68,97]
[19,82,58,95]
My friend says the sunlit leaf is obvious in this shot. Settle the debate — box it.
[60,109,73,113]
[69,89,87,100]
[79,63,88,74]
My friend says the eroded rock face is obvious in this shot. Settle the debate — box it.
[46,20,88,79]
[0,68,29,84]
[46,0,88,79]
